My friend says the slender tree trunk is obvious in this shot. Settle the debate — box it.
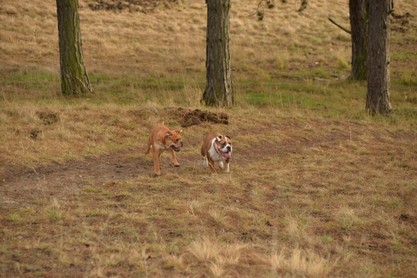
[202,0,234,108]
[56,0,92,96]
[349,0,368,80]
[366,0,392,114]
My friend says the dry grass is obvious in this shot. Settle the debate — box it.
[1,0,417,277]
[1,108,415,276]
[270,248,340,277]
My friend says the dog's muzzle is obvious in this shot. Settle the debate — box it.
[170,142,183,152]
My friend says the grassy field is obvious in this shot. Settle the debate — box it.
[1,0,416,277]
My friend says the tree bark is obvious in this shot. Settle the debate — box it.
[366,0,392,115]
[202,0,234,108]
[349,0,368,80]
[56,0,92,96]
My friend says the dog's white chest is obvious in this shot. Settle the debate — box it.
[208,144,223,162]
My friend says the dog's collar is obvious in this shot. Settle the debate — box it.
[161,133,168,148]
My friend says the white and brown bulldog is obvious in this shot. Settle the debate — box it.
[201,132,232,173]
[146,122,183,176]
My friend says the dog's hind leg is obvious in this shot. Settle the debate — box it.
[145,144,151,155]
[202,156,209,167]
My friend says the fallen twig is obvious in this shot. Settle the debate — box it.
[328,17,351,34]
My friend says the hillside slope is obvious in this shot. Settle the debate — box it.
[0,0,416,277]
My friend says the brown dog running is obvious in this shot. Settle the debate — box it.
[146,122,183,176]
[201,132,232,173]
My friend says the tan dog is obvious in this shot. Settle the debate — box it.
[201,132,232,173]
[146,122,183,176]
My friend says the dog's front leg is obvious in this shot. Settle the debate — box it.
[169,148,180,167]
[152,149,162,176]
[224,162,230,172]
[224,158,231,172]
[208,159,217,174]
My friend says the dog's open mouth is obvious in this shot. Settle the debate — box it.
[221,151,231,159]
[171,146,181,152]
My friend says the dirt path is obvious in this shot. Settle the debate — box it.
[1,119,416,210]
[1,148,219,208]
[0,149,151,208]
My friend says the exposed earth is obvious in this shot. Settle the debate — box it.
[87,0,180,13]
[1,116,415,213]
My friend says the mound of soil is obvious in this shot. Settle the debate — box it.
[181,109,229,127]
[161,107,229,127]
[87,0,179,13]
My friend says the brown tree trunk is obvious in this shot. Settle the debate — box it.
[349,0,368,80]
[56,0,92,96]
[366,0,392,114]
[202,0,234,108]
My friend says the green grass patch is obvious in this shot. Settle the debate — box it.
[0,69,58,91]
[393,71,417,88]
[391,51,417,63]
[47,207,65,222]
[1,68,416,129]
[237,78,367,118]
[0,69,59,100]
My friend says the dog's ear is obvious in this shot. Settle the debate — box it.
[215,135,223,142]
[225,135,231,140]
[164,131,172,137]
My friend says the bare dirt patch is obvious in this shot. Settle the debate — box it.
[87,0,180,13]
[182,109,228,127]
[0,148,150,207]
[36,109,60,125]
[180,109,229,127]
[391,12,413,32]
[157,107,229,127]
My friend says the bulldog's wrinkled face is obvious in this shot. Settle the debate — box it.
[165,130,183,152]
[214,135,232,159]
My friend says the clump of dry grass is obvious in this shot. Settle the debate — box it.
[270,248,339,277]
[186,237,339,277]
[187,237,250,276]
[334,207,363,231]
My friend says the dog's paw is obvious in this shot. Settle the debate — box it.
[152,172,161,177]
